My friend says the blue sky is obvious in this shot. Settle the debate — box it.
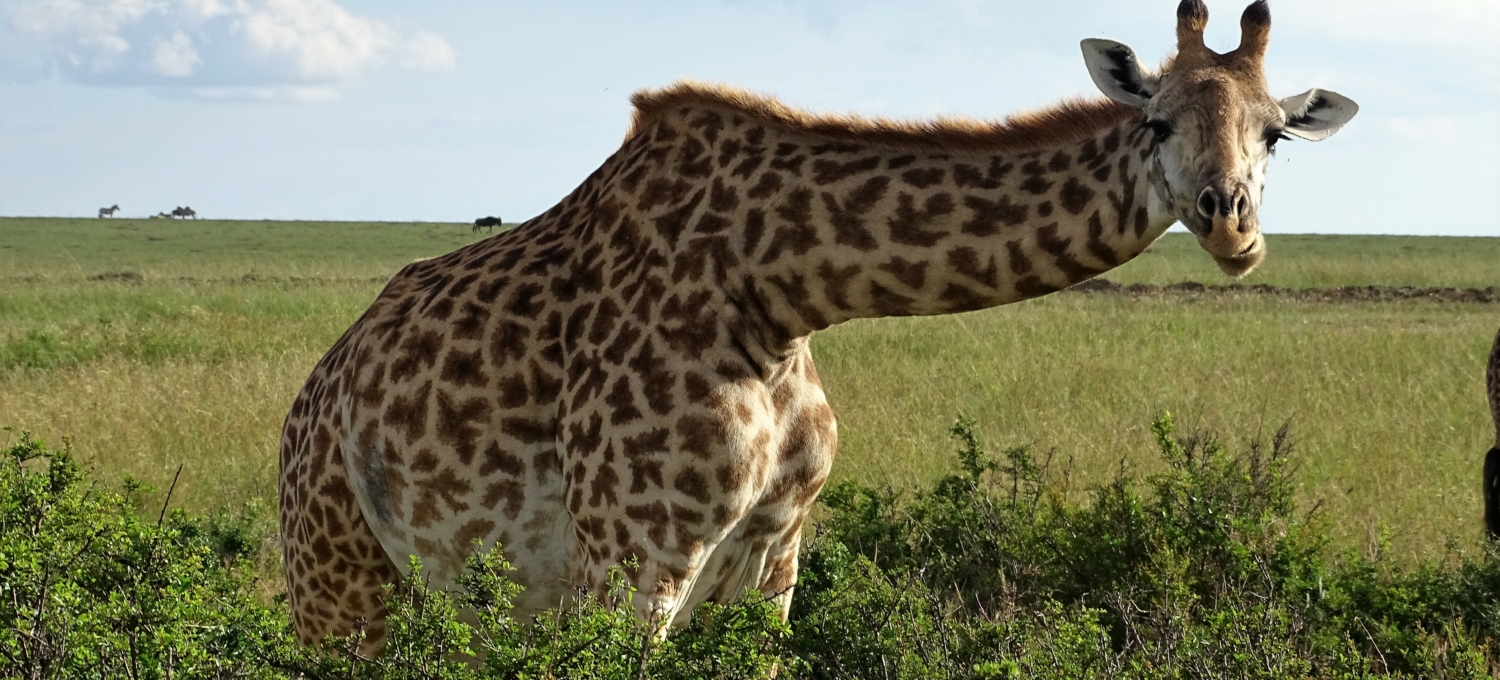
[1,0,1496,236]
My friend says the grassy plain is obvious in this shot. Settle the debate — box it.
[1,217,1496,561]
[1104,231,1500,289]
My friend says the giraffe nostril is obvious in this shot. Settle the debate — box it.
[1196,187,1217,219]
[1234,193,1248,217]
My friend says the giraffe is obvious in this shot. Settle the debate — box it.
[1485,326,1500,538]
[279,0,1357,650]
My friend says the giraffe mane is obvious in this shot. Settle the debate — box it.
[627,79,1144,155]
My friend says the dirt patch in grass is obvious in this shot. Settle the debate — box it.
[86,271,144,284]
[1072,279,1500,303]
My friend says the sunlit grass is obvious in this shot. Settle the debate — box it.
[814,294,1494,560]
[1,217,1496,563]
[1104,231,1500,289]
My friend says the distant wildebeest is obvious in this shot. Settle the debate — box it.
[473,216,502,233]
[173,206,198,219]
[1485,326,1500,538]
[98,204,120,218]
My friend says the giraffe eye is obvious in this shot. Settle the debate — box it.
[1145,119,1173,143]
[1265,129,1291,153]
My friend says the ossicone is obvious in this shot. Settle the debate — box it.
[1233,1,1272,64]
[1176,0,1209,54]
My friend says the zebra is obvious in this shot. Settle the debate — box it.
[98,204,120,218]
[149,212,172,219]
[173,206,198,219]
[472,215,502,233]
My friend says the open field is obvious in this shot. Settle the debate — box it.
[6,216,1499,287]
[1,217,1497,562]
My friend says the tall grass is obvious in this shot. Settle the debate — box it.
[814,294,1494,561]
[0,218,1496,562]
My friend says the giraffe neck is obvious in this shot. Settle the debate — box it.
[719,115,1174,345]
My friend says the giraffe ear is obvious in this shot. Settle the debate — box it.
[1279,89,1359,141]
[1081,39,1161,109]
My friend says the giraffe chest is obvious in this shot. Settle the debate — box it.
[556,342,838,621]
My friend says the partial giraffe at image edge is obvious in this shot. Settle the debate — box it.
[1485,325,1500,538]
[276,0,1359,654]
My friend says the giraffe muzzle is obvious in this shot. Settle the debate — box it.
[1191,183,1263,277]
[1196,184,1251,224]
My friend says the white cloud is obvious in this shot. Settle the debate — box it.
[6,0,156,71]
[2,0,455,97]
[152,30,199,76]
[238,0,397,80]
[400,30,457,72]
[188,84,339,103]
[176,0,225,20]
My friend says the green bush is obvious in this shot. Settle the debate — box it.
[0,430,286,678]
[2,417,1497,678]
[0,429,790,679]
[803,413,1497,678]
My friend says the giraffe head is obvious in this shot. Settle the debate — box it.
[1081,0,1357,277]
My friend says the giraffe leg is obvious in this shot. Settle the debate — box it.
[630,558,701,634]
[280,418,401,656]
[568,532,706,639]
[758,532,803,623]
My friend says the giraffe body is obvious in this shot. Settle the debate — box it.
[280,0,1358,649]
[279,96,1166,643]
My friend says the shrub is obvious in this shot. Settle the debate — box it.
[0,429,790,679]
[805,413,1498,678]
[0,430,286,678]
[3,417,1498,678]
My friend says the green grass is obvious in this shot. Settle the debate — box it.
[1103,231,1500,289]
[6,218,1498,288]
[814,295,1494,560]
[0,216,489,280]
[0,217,1496,563]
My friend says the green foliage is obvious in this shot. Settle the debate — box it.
[0,430,790,679]
[269,553,794,679]
[807,414,1499,678]
[0,430,285,678]
[3,419,1498,678]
